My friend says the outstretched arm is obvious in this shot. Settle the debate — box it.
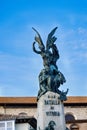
[32,42,41,54]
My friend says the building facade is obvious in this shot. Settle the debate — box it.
[0,96,87,130]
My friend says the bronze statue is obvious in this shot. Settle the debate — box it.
[32,27,68,100]
[45,121,56,130]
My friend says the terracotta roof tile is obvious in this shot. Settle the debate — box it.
[64,96,87,104]
[0,97,37,104]
[0,96,87,104]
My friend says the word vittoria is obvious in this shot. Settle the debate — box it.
[46,111,60,116]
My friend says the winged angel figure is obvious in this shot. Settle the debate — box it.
[32,27,68,100]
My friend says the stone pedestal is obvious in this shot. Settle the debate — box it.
[37,91,66,130]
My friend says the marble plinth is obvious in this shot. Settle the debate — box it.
[37,91,66,130]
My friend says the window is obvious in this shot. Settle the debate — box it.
[65,113,75,122]
[0,122,5,130]
[7,122,13,130]
[0,121,15,130]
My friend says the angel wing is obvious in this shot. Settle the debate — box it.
[46,27,58,50]
[32,27,45,51]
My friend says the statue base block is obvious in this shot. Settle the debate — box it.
[37,91,66,130]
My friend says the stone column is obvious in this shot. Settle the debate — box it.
[37,91,66,130]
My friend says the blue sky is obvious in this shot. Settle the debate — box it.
[0,0,87,97]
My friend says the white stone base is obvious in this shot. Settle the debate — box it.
[37,91,66,130]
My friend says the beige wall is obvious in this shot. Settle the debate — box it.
[0,105,87,120]
[64,106,87,119]
[0,106,5,114]
[5,107,37,118]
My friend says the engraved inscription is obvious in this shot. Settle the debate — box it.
[44,100,60,105]
[46,111,60,116]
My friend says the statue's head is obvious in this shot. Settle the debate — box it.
[48,121,56,129]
